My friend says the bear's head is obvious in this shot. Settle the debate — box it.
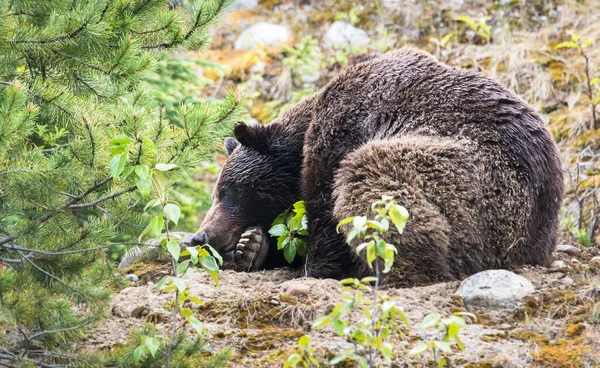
[190,121,304,258]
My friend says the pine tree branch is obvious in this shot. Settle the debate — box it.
[132,17,175,35]
[141,0,228,49]
[40,144,69,153]
[67,186,136,209]
[2,243,113,256]
[16,250,87,299]
[26,320,93,341]
[0,351,66,368]
[169,95,241,162]
[7,2,109,45]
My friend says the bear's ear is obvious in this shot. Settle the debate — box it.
[224,137,239,156]
[233,121,271,154]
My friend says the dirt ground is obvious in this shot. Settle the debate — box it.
[83,244,600,367]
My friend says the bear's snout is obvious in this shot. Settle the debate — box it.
[190,232,208,246]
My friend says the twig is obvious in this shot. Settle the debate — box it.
[67,186,136,209]
[16,250,87,299]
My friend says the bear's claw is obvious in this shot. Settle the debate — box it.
[234,227,269,272]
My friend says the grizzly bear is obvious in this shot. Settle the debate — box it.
[191,47,564,286]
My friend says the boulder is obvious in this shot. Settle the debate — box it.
[234,22,291,50]
[323,21,370,49]
[455,270,535,310]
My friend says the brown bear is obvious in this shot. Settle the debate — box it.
[191,47,564,286]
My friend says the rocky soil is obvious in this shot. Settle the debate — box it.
[83,243,600,367]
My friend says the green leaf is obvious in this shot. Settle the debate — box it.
[332,318,345,335]
[144,199,160,212]
[288,212,304,231]
[329,353,348,365]
[187,246,199,264]
[122,166,134,180]
[366,243,376,266]
[176,260,190,275]
[156,276,167,291]
[167,240,180,262]
[555,41,580,49]
[298,335,310,348]
[389,204,409,233]
[164,203,181,225]
[109,134,131,155]
[135,165,152,198]
[312,316,331,328]
[284,240,296,263]
[205,244,223,265]
[155,163,179,171]
[286,353,301,367]
[292,200,305,212]
[188,315,205,335]
[201,255,219,272]
[336,216,354,232]
[278,236,290,250]
[408,342,428,356]
[435,341,452,353]
[269,224,288,237]
[172,277,186,293]
[152,170,166,200]
[419,313,442,330]
[133,345,145,363]
[272,210,289,226]
[145,336,160,357]
[207,269,220,286]
[149,216,164,237]
[109,153,127,179]
[295,238,306,257]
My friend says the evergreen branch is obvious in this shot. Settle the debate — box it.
[131,17,175,35]
[108,39,132,73]
[55,51,110,74]
[0,351,66,368]
[40,144,69,153]
[9,22,89,45]
[16,250,88,299]
[132,0,153,16]
[169,95,241,162]
[67,186,136,209]
[2,243,112,256]
[27,320,93,341]
[7,2,108,45]
[141,0,228,49]
[0,257,24,263]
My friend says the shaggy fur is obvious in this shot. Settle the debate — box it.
[193,47,564,285]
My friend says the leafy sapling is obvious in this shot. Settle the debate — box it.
[269,200,309,263]
[312,196,411,367]
[284,335,320,368]
[408,312,477,367]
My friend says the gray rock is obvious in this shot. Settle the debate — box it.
[323,21,370,49]
[455,270,535,310]
[286,282,311,298]
[126,274,139,282]
[229,0,258,11]
[561,276,574,286]
[234,22,291,50]
[591,256,600,262]
[118,232,193,269]
[555,244,582,257]
[550,260,565,269]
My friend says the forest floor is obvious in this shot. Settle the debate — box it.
[86,246,600,367]
[87,0,600,366]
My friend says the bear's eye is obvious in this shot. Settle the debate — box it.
[218,187,233,206]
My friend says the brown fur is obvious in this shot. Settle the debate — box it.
[194,47,564,286]
[301,47,564,284]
